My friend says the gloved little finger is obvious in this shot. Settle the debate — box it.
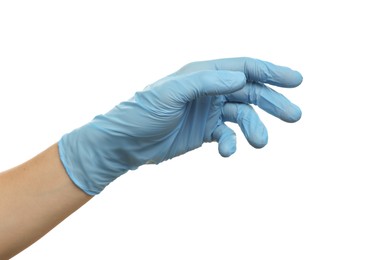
[225,82,302,123]
[212,123,237,157]
[222,102,268,148]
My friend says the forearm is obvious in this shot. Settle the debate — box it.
[0,143,92,259]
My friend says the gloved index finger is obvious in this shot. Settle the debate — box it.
[178,57,303,88]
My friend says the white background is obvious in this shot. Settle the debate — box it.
[1,0,389,259]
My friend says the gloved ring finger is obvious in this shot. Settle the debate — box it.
[222,102,268,148]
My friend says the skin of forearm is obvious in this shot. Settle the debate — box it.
[0,143,92,259]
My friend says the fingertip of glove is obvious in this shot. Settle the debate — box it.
[283,105,302,123]
[294,71,303,85]
[218,140,237,158]
[219,148,235,158]
[285,70,303,88]
[250,130,268,149]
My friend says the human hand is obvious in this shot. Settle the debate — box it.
[59,57,302,195]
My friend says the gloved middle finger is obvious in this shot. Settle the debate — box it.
[225,82,302,123]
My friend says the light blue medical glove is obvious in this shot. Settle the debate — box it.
[59,57,303,195]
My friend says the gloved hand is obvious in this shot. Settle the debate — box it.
[59,57,303,195]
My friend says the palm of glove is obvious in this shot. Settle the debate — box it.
[92,72,243,170]
[123,84,237,161]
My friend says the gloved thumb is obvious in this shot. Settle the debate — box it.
[173,70,246,103]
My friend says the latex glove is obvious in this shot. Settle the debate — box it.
[59,57,302,195]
